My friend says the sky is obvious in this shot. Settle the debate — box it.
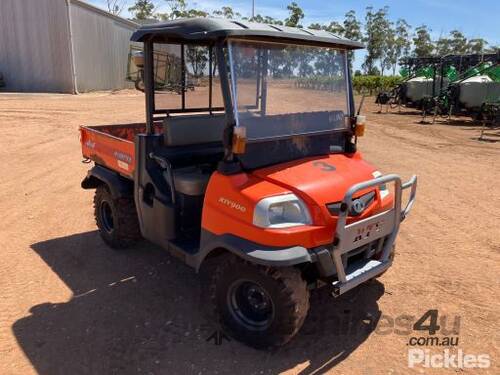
[88,0,499,71]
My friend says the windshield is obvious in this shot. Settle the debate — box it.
[228,40,350,141]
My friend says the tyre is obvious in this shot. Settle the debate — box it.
[93,185,141,249]
[206,255,309,349]
[134,77,145,92]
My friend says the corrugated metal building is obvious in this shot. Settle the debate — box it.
[0,0,138,93]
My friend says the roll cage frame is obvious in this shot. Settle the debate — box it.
[135,19,363,165]
[142,38,357,163]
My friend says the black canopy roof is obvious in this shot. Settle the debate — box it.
[130,18,364,50]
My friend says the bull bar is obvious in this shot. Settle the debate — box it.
[331,174,417,296]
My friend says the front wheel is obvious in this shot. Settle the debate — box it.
[206,256,310,349]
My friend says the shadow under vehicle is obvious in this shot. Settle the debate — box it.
[14,230,386,374]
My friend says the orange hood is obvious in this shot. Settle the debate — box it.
[251,152,377,206]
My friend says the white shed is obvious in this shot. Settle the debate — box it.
[0,0,138,93]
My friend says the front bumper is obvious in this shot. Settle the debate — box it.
[322,174,417,296]
[198,175,417,296]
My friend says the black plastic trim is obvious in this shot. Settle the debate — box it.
[195,230,314,271]
[81,165,133,198]
[130,18,365,50]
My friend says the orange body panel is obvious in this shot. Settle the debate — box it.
[80,123,162,178]
[81,123,392,250]
[202,152,393,249]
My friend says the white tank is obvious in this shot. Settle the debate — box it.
[459,75,500,109]
[405,76,448,102]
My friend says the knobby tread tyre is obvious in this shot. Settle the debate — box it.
[205,254,310,349]
[93,185,141,249]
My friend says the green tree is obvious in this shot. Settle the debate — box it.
[449,30,468,54]
[362,6,390,75]
[308,22,342,34]
[413,25,434,57]
[159,0,207,20]
[285,2,304,27]
[362,7,376,73]
[248,14,283,25]
[467,38,488,54]
[343,11,362,41]
[342,10,362,69]
[212,6,241,19]
[381,23,396,76]
[106,0,126,15]
[395,19,411,57]
[484,46,499,54]
[185,46,208,77]
[435,36,452,56]
[128,0,155,20]
[381,18,412,76]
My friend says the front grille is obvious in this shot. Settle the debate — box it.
[326,190,376,217]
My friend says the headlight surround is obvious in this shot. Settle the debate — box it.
[253,193,312,228]
[372,171,389,199]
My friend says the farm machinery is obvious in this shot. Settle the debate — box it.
[375,56,447,110]
[126,45,195,93]
[427,55,500,124]
[80,18,417,348]
[376,52,500,125]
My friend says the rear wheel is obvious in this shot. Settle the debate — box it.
[134,77,145,92]
[206,255,309,349]
[93,185,141,249]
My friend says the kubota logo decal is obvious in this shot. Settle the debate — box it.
[312,161,336,172]
[218,197,247,212]
[85,140,96,149]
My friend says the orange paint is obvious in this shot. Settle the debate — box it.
[202,153,394,249]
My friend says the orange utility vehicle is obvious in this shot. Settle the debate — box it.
[80,19,417,348]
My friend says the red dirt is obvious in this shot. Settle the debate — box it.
[0,90,498,374]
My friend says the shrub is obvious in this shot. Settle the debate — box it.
[294,75,403,96]
[353,75,403,95]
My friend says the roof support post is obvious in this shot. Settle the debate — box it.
[181,43,186,110]
[216,42,235,162]
[144,38,155,134]
[208,45,213,113]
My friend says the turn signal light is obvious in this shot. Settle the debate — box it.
[232,126,247,154]
[355,115,366,137]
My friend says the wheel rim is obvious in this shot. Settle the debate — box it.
[227,280,274,331]
[100,201,114,233]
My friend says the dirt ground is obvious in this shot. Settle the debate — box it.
[0,90,499,375]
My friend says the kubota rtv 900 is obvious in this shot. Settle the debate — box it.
[80,18,417,348]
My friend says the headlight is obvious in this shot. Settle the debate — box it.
[372,171,389,199]
[253,194,312,228]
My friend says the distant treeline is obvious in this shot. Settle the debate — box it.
[113,1,498,76]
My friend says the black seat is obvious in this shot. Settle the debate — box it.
[163,114,225,196]
[173,166,211,196]
[164,113,226,146]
